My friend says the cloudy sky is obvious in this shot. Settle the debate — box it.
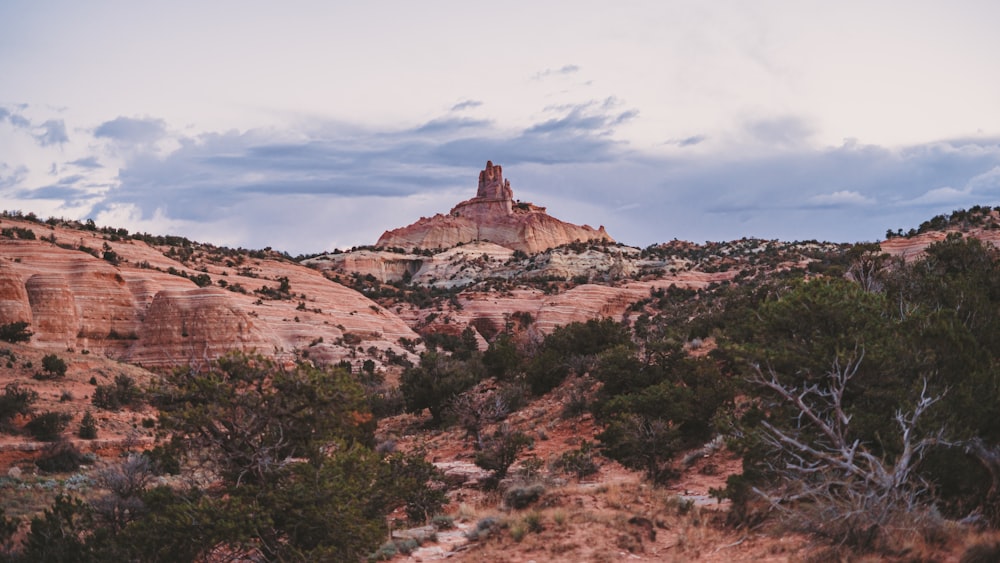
[2,1,1000,254]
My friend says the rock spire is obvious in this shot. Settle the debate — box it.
[476,160,513,201]
[376,161,613,253]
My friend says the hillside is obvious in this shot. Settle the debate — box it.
[376,161,612,254]
[0,213,418,370]
[2,204,1000,561]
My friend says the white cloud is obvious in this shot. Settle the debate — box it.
[909,186,971,206]
[808,190,875,207]
[967,166,1000,193]
[3,4,1000,251]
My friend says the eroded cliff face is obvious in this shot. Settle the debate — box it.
[376,161,613,254]
[128,287,274,366]
[0,224,421,369]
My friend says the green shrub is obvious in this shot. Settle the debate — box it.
[465,516,501,541]
[25,411,72,441]
[92,374,141,411]
[503,483,545,509]
[552,441,599,479]
[35,441,85,472]
[0,381,38,431]
[78,410,98,439]
[400,352,481,424]
[430,514,454,530]
[0,321,31,343]
[525,318,631,395]
[474,424,531,487]
[38,353,67,379]
[383,452,448,524]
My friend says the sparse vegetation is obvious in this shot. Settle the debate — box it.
[78,410,98,439]
[0,382,38,432]
[2,207,1000,559]
[0,322,32,344]
[36,354,67,379]
[92,374,141,411]
[25,411,72,441]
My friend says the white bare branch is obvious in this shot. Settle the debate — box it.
[747,352,949,549]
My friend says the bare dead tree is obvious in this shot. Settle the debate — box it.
[845,246,889,294]
[92,454,157,533]
[749,352,949,550]
[961,437,1000,526]
[448,389,509,450]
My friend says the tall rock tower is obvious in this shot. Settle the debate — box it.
[376,160,613,253]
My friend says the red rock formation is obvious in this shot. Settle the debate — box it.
[377,161,613,253]
[0,221,421,368]
[128,287,274,366]
[476,160,514,202]
[0,267,31,326]
[25,274,79,349]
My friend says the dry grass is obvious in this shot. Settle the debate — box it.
[428,474,1000,562]
[446,476,765,562]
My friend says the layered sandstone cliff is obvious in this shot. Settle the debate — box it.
[376,161,613,254]
[0,220,420,368]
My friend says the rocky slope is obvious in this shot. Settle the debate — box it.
[376,161,612,254]
[0,216,419,369]
[6,197,998,372]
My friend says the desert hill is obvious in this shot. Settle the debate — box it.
[0,214,419,370]
[376,161,612,254]
[3,190,1000,561]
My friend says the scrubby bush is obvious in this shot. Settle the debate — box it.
[36,353,67,379]
[400,351,481,424]
[464,516,501,541]
[503,483,545,509]
[474,424,531,487]
[92,374,141,410]
[78,410,98,439]
[552,441,599,479]
[35,440,85,472]
[26,411,72,441]
[525,318,631,395]
[0,321,31,343]
[383,451,448,524]
[717,237,1000,545]
[0,381,38,431]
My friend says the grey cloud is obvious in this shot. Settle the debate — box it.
[19,184,92,201]
[612,110,639,126]
[2,109,68,145]
[450,100,482,111]
[94,116,167,144]
[64,106,1000,255]
[671,135,707,147]
[805,190,877,208]
[16,172,99,201]
[532,64,581,80]
[0,163,28,189]
[526,101,637,136]
[95,99,636,226]
[611,139,1000,245]
[415,117,493,134]
[9,114,30,128]
[69,156,102,168]
[0,107,28,129]
[34,119,68,146]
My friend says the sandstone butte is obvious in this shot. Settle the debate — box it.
[376,160,613,254]
[0,218,420,369]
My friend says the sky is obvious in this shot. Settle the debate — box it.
[2,1,1000,255]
